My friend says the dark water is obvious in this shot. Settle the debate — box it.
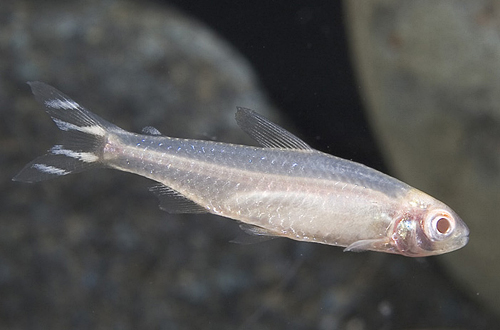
[166,0,381,170]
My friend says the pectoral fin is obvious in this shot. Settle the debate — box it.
[344,238,391,253]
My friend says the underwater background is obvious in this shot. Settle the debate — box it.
[1,1,499,329]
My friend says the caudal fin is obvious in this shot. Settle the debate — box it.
[13,82,120,183]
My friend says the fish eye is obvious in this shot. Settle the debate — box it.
[436,217,450,234]
[424,210,455,240]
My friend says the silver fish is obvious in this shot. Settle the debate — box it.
[14,82,469,257]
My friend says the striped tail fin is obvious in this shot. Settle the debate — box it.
[13,82,120,183]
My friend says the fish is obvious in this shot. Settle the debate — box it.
[13,82,469,257]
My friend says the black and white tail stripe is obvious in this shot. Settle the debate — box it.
[13,82,120,183]
[50,145,100,163]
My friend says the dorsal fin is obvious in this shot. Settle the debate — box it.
[235,107,313,150]
[149,184,207,214]
[142,126,162,136]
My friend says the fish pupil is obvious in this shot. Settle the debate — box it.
[436,217,450,234]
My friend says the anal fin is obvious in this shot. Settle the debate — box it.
[149,184,207,214]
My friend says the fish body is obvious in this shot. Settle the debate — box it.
[14,82,469,257]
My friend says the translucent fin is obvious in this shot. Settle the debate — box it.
[13,82,121,183]
[230,224,281,244]
[235,107,313,150]
[239,223,284,237]
[344,238,391,253]
[142,126,162,136]
[148,184,208,214]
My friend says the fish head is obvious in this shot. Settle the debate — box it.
[390,190,469,257]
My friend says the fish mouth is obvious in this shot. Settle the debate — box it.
[459,224,470,247]
[438,232,469,254]
[449,233,469,252]
[460,234,469,247]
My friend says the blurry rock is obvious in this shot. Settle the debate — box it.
[1,0,277,329]
[345,0,500,315]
